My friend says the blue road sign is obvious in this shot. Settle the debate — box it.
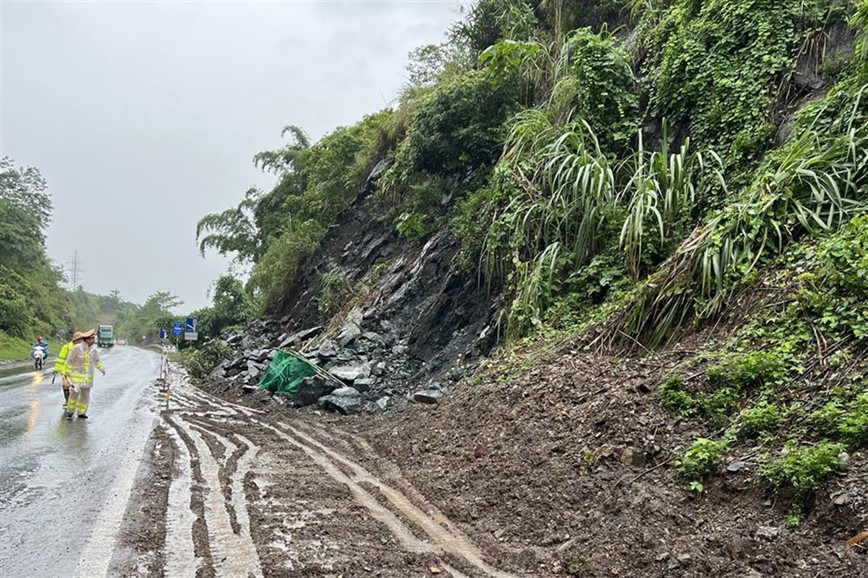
[173,321,183,336]
[159,328,167,339]
[185,317,197,332]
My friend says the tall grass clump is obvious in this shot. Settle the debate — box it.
[482,110,723,338]
[605,79,868,348]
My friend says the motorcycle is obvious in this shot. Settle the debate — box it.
[32,346,45,370]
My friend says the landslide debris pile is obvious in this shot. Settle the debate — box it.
[365,342,867,577]
[206,197,498,413]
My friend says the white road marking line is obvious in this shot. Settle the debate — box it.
[74,416,156,578]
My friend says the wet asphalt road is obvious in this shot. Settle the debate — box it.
[0,346,159,577]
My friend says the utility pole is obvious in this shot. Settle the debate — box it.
[67,251,84,290]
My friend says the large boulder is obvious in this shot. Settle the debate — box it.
[329,362,371,384]
[292,376,336,407]
[318,386,363,415]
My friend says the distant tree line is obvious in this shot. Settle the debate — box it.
[0,157,243,354]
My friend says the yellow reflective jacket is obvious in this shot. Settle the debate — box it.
[63,342,105,388]
[54,341,74,374]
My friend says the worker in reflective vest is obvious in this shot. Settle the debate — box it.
[53,337,76,408]
[63,329,106,419]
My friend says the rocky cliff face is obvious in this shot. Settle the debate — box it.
[205,190,499,413]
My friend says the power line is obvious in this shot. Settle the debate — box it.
[67,250,84,290]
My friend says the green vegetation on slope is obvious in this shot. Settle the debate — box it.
[0,333,32,362]
[0,157,68,342]
[195,0,867,510]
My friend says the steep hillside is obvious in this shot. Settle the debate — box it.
[196,0,868,574]
[206,190,498,408]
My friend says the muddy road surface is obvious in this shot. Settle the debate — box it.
[1,352,527,577]
[111,369,527,578]
[0,346,160,577]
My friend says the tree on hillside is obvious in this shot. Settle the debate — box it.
[196,187,263,264]
[190,275,255,340]
[451,0,537,55]
[0,158,69,339]
[116,291,183,343]
[0,158,51,271]
[196,126,312,266]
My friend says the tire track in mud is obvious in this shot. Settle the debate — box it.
[294,421,465,543]
[167,382,518,577]
[255,418,518,578]
[164,413,216,578]
[175,420,263,578]
[164,422,202,577]
[164,390,263,578]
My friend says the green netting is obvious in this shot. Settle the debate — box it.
[258,350,317,395]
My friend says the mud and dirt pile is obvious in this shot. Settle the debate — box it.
[198,161,867,577]
[357,344,867,577]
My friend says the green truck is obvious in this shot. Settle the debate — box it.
[98,324,114,348]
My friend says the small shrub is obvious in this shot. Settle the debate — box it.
[760,441,846,494]
[184,341,232,383]
[739,401,784,438]
[676,438,729,490]
[809,393,868,447]
[698,387,740,425]
[809,401,847,435]
[706,350,790,390]
[659,374,696,416]
[839,393,868,446]
[395,211,428,240]
[317,267,354,318]
[784,505,805,529]
[577,449,595,477]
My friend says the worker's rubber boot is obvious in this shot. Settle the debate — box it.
[65,412,73,420]
[78,414,88,419]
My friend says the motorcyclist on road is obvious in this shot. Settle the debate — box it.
[32,336,50,358]
[31,344,46,369]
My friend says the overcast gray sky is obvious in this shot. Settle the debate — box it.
[1,0,462,312]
